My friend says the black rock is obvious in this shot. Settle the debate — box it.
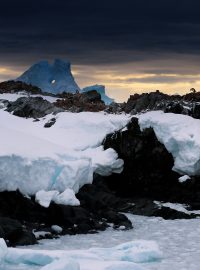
[6,97,63,118]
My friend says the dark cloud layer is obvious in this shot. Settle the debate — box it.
[1,0,200,67]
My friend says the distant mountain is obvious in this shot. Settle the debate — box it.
[81,84,114,105]
[16,59,80,94]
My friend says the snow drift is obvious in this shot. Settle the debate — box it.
[139,111,200,175]
[0,109,129,198]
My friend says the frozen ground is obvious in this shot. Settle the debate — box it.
[1,214,199,270]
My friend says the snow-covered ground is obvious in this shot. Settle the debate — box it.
[1,214,200,270]
[0,92,59,103]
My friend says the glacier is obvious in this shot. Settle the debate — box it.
[81,85,114,105]
[16,59,80,94]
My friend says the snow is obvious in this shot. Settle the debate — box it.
[138,111,200,175]
[0,109,130,196]
[81,85,114,105]
[178,175,191,183]
[16,59,80,94]
[33,231,51,239]
[154,201,200,215]
[4,239,161,270]
[0,93,59,103]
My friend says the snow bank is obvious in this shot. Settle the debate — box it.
[5,240,162,270]
[139,111,200,175]
[0,110,129,196]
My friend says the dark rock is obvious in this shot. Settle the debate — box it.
[0,80,42,94]
[127,198,198,219]
[54,90,106,112]
[0,217,36,246]
[44,118,56,128]
[103,117,200,205]
[106,90,200,119]
[105,102,126,114]
[6,97,63,118]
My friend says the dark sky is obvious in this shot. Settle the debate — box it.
[1,0,200,100]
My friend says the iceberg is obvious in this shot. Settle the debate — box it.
[16,59,80,94]
[82,85,114,105]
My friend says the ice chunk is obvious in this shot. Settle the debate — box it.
[178,175,191,183]
[0,238,8,263]
[90,240,162,263]
[51,225,63,234]
[35,190,59,208]
[53,189,80,206]
[5,240,162,267]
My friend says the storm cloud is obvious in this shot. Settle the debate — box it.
[1,0,200,100]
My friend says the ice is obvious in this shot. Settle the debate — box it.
[2,214,200,269]
[51,225,63,234]
[16,59,80,94]
[90,240,162,263]
[40,258,80,270]
[81,85,114,105]
[35,190,59,208]
[178,175,191,183]
[4,240,161,269]
[139,111,200,175]
[35,189,80,208]
[0,239,7,263]
[0,110,129,196]
[53,189,80,206]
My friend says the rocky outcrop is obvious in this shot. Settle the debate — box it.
[105,90,200,119]
[54,90,106,112]
[6,96,63,118]
[0,80,42,94]
[0,176,132,246]
[103,117,200,206]
[81,85,114,105]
